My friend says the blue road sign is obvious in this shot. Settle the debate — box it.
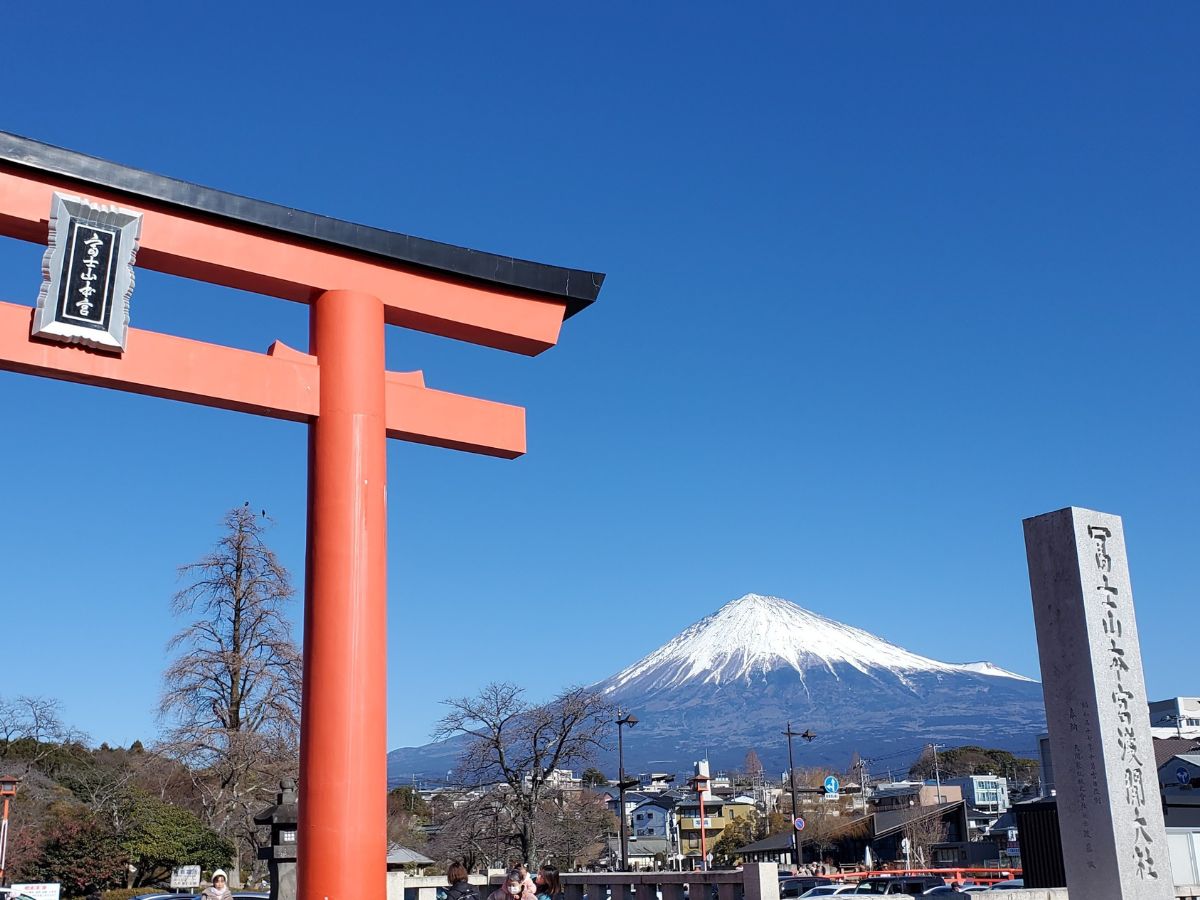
[793,816,806,831]
[1178,767,1191,786]
[824,775,840,795]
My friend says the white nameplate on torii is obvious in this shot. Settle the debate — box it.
[31,192,142,353]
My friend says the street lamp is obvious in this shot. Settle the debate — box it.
[616,711,639,872]
[0,774,21,885]
[782,724,815,869]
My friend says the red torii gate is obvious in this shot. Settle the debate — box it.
[0,132,603,899]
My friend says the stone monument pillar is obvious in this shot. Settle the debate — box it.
[1023,507,1171,899]
[255,779,299,900]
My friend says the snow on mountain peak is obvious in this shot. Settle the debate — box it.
[604,592,1034,692]
[956,661,1037,682]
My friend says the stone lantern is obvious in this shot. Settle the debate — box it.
[256,779,299,900]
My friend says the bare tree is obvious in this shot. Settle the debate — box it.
[902,811,949,867]
[534,790,615,869]
[427,788,512,872]
[435,682,612,865]
[158,506,302,884]
[0,695,88,774]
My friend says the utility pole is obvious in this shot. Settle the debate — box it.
[931,743,944,803]
[782,724,816,869]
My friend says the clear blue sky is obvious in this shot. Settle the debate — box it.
[0,3,1195,752]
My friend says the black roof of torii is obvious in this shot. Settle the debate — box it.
[0,130,604,318]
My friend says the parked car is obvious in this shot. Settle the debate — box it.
[797,887,856,898]
[985,881,1024,891]
[780,877,833,897]
[851,875,948,894]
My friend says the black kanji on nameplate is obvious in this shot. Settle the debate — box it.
[32,193,142,353]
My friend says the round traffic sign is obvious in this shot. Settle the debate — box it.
[794,816,806,831]
[1178,767,1191,786]
[824,775,840,794]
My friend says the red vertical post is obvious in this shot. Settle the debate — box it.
[300,289,388,900]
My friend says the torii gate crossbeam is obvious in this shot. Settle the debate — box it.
[0,132,603,900]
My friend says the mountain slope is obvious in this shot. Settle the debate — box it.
[387,593,1045,781]
[605,593,1018,692]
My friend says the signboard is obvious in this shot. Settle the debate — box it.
[13,885,61,900]
[823,775,840,799]
[31,192,142,353]
[170,865,202,889]
[1178,767,1191,786]
[793,816,806,831]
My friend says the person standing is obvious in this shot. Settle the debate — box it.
[534,865,562,900]
[203,871,233,900]
[446,862,478,900]
[489,870,536,900]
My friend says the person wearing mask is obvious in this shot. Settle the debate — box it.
[203,871,233,900]
[489,870,535,900]
[446,862,478,900]
[534,865,561,900]
[510,860,536,892]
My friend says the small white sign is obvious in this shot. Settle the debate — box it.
[171,866,202,889]
[13,884,61,900]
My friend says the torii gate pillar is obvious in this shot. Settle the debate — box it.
[0,131,604,900]
[302,290,389,898]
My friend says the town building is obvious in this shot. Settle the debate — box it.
[943,774,1009,840]
[1150,697,1200,739]
[638,773,677,791]
[735,800,969,869]
[632,797,676,838]
[868,781,963,811]
[522,767,583,794]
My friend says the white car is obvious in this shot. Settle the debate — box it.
[797,888,855,898]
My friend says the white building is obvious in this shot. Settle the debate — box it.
[1150,697,1200,739]
[522,767,583,793]
[945,774,1009,814]
[637,773,677,791]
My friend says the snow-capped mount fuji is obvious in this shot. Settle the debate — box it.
[603,593,1035,694]
[386,593,1046,782]
[590,593,1046,773]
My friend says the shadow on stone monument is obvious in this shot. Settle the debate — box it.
[256,779,298,900]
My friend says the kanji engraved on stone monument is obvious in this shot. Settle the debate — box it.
[32,192,142,352]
